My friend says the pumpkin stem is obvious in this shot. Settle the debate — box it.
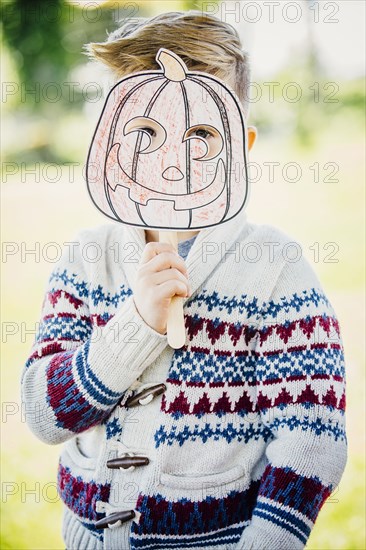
[156,48,187,82]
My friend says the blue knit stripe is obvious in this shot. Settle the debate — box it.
[187,290,260,317]
[89,283,131,307]
[268,415,346,441]
[46,351,114,432]
[36,315,92,344]
[49,269,131,307]
[58,463,109,526]
[187,288,330,319]
[77,340,121,400]
[169,350,257,383]
[74,345,120,406]
[130,524,245,549]
[168,347,344,384]
[253,508,308,545]
[255,501,311,540]
[261,289,331,319]
[154,421,273,448]
[49,271,330,319]
[256,347,345,380]
[49,269,89,298]
[154,414,345,449]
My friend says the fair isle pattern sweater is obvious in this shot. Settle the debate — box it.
[21,213,347,550]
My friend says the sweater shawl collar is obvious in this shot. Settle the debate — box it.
[120,211,250,301]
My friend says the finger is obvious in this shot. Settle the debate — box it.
[151,268,190,290]
[156,280,190,300]
[140,251,188,277]
[140,242,177,264]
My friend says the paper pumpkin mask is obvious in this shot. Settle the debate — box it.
[86,48,249,230]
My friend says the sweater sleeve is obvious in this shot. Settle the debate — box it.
[236,254,347,549]
[20,232,168,445]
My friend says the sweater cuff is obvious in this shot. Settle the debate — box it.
[88,295,168,394]
[236,516,306,550]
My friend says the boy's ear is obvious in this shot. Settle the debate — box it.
[247,126,257,151]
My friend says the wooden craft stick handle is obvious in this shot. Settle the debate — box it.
[159,231,186,349]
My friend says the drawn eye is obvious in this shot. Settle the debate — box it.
[193,128,213,139]
[140,127,156,137]
[183,124,223,160]
[124,116,166,153]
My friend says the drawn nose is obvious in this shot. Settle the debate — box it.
[162,166,184,181]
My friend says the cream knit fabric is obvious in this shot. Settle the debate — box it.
[21,211,347,549]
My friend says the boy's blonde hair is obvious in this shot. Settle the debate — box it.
[86,10,250,116]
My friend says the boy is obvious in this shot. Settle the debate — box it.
[21,11,347,550]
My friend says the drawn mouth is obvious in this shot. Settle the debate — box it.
[105,143,226,210]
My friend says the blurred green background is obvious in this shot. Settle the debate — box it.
[1,0,365,548]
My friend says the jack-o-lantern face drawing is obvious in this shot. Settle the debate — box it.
[86,48,249,230]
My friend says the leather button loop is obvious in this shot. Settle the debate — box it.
[124,383,167,408]
[107,456,150,469]
[95,510,135,530]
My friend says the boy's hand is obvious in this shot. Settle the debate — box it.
[133,242,191,335]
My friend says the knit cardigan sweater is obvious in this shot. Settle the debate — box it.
[21,212,347,550]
